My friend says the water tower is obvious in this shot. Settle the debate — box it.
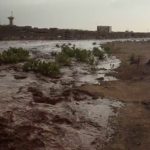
[8,11,14,26]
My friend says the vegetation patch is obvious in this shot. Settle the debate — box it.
[92,47,105,60]
[23,59,60,77]
[56,52,71,66]
[75,48,92,63]
[101,45,112,56]
[1,45,109,78]
[61,46,76,57]
[103,46,112,56]
[59,46,104,64]
[0,47,29,64]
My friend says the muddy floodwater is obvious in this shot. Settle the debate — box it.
[0,40,126,150]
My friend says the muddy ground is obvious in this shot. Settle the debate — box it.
[81,41,150,150]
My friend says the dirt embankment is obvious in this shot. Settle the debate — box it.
[80,41,150,150]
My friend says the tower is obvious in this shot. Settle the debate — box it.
[8,11,14,26]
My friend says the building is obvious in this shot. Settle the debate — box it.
[97,26,112,33]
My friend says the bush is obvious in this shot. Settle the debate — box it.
[103,46,112,56]
[0,47,29,64]
[75,49,92,63]
[92,47,105,60]
[23,59,39,72]
[61,46,75,57]
[55,52,71,66]
[23,60,60,77]
[54,46,105,66]
[60,46,95,64]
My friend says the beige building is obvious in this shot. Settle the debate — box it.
[97,26,112,33]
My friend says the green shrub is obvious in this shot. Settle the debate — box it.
[23,60,60,77]
[92,47,105,60]
[23,59,39,72]
[103,46,112,56]
[55,46,105,65]
[61,46,76,57]
[0,47,29,64]
[75,49,92,63]
[55,52,71,66]
[59,46,95,64]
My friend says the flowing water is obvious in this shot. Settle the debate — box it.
[0,39,141,149]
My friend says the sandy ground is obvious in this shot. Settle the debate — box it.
[80,41,150,150]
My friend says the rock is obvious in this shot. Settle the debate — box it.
[52,115,72,125]
[99,68,107,71]
[14,74,27,80]
[97,77,104,81]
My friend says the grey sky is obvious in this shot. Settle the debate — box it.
[0,0,150,32]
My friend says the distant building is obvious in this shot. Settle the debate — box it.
[97,26,112,33]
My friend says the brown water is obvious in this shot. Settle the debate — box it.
[0,40,123,150]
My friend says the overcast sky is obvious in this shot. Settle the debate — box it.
[0,0,150,32]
